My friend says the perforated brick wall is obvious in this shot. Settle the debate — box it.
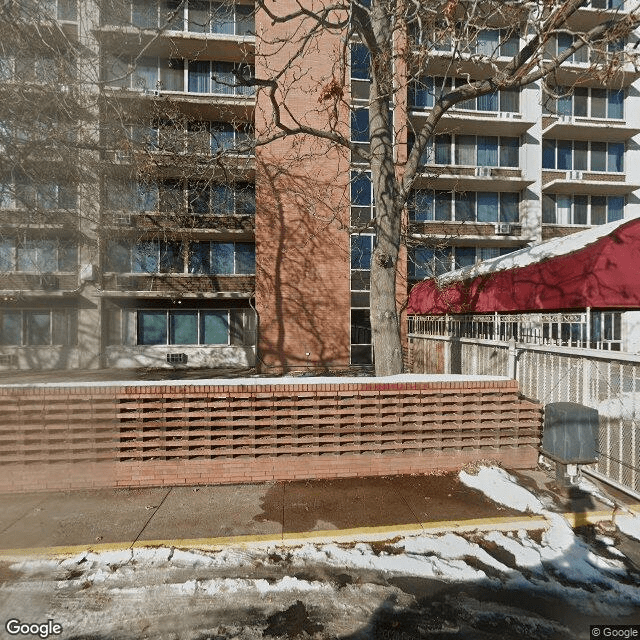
[0,379,542,492]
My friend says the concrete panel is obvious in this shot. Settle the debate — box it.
[0,487,168,550]
[0,494,49,532]
[279,477,418,533]
[138,483,283,542]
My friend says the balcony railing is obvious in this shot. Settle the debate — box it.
[101,273,254,295]
[0,273,78,292]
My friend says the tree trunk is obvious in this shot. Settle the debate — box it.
[368,1,403,377]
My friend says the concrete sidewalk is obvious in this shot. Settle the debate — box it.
[0,470,635,557]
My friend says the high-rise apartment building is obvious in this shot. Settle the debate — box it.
[0,0,637,372]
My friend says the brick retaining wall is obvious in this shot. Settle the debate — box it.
[0,379,542,492]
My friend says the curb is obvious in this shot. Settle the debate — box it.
[1,509,629,561]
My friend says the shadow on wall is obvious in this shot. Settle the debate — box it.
[255,148,352,373]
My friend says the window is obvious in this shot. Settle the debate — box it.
[350,308,372,365]
[0,308,77,346]
[350,43,370,80]
[1,239,77,272]
[351,171,373,224]
[211,61,255,96]
[105,179,157,211]
[545,34,591,64]
[184,2,254,35]
[188,60,209,93]
[188,242,255,274]
[351,234,374,271]
[160,58,183,91]
[351,108,369,142]
[211,122,254,155]
[408,190,454,222]
[162,0,184,30]
[188,182,255,214]
[408,76,520,113]
[542,194,624,225]
[409,190,519,223]
[412,135,519,168]
[544,86,625,119]
[0,175,76,210]
[542,140,624,172]
[409,247,451,279]
[106,240,183,273]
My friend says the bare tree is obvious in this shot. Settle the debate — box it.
[252,0,640,376]
[2,0,638,374]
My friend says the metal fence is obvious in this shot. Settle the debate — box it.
[408,311,623,351]
[408,316,640,497]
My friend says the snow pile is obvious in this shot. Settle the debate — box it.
[615,514,640,542]
[459,466,545,514]
[293,540,489,582]
[458,466,640,613]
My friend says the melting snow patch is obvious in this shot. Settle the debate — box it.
[616,514,640,542]
[459,466,545,514]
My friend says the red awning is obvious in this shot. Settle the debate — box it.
[407,217,640,315]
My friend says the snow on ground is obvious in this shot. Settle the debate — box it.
[616,514,640,542]
[459,466,546,514]
[0,373,509,389]
[2,467,640,639]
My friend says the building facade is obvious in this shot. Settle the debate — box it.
[0,0,638,372]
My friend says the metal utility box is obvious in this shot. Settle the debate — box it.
[541,402,599,464]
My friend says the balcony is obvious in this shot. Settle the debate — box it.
[408,110,535,138]
[101,273,254,298]
[414,166,534,193]
[542,116,638,142]
[0,209,79,230]
[96,27,254,62]
[0,273,78,295]
[103,211,255,234]
[542,170,638,196]
[408,221,524,242]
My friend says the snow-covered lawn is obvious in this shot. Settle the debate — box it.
[2,467,640,639]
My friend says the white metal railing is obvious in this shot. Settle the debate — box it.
[408,311,623,351]
[408,314,639,497]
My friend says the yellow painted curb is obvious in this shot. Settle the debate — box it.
[0,508,636,560]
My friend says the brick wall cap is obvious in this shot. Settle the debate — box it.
[0,374,512,391]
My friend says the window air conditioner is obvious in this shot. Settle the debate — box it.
[116,150,131,162]
[167,353,188,365]
[39,274,59,290]
[495,223,512,235]
[567,170,583,180]
[0,354,17,367]
[475,166,492,177]
[113,213,132,226]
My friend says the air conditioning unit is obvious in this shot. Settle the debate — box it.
[112,213,132,226]
[499,111,514,119]
[558,115,573,124]
[112,150,132,163]
[167,353,188,365]
[0,354,17,368]
[495,223,512,235]
[475,166,492,177]
[39,274,59,290]
[567,170,584,180]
